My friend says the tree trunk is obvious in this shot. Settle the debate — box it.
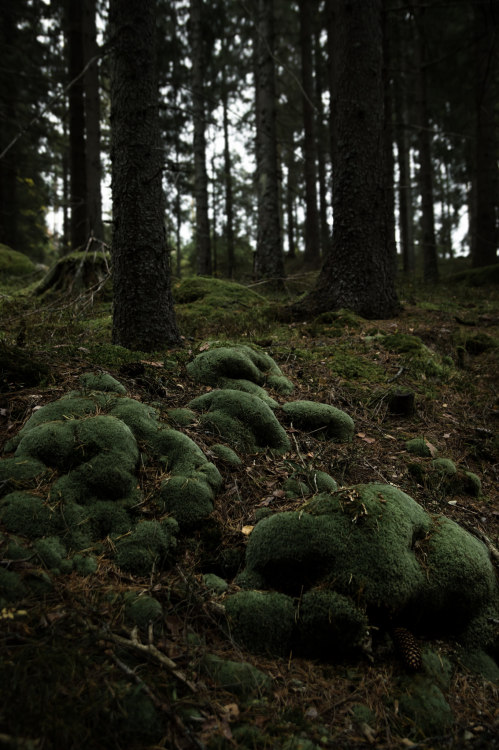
[254,0,285,285]
[0,2,19,249]
[285,142,296,259]
[190,0,212,276]
[82,0,103,249]
[299,0,320,266]
[66,0,88,252]
[109,0,181,350]
[222,69,235,278]
[293,0,399,320]
[412,3,439,283]
[314,29,331,259]
[472,0,498,267]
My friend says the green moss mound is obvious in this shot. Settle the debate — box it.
[405,437,437,458]
[448,263,499,286]
[173,276,265,306]
[211,444,242,466]
[115,520,177,576]
[79,372,126,394]
[281,401,354,442]
[34,250,112,298]
[396,675,454,737]
[125,593,163,631]
[235,483,499,656]
[296,589,369,658]
[0,457,48,495]
[189,389,291,453]
[203,654,272,698]
[225,590,295,656]
[0,492,59,538]
[0,342,52,393]
[187,343,293,396]
[0,244,37,278]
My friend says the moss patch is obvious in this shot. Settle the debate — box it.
[189,389,291,453]
[281,401,354,442]
[203,654,272,698]
[224,590,295,656]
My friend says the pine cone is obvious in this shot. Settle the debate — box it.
[392,627,422,671]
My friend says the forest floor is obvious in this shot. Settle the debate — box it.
[0,261,498,750]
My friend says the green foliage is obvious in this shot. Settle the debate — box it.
[281,401,354,442]
[189,389,291,453]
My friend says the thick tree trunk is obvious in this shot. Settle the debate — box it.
[254,0,285,285]
[66,0,88,252]
[293,0,399,320]
[472,0,498,267]
[222,71,235,279]
[299,0,320,265]
[412,4,439,283]
[0,2,18,248]
[190,0,212,276]
[110,0,181,350]
[82,0,103,249]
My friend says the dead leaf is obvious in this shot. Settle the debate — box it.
[426,440,438,457]
[241,525,254,536]
[139,360,164,368]
[199,343,211,351]
[223,703,240,721]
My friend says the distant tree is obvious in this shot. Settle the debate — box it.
[65,0,87,252]
[109,0,181,350]
[82,0,103,249]
[293,0,399,320]
[472,0,498,267]
[254,0,285,285]
[411,2,439,283]
[190,0,212,276]
[298,0,320,265]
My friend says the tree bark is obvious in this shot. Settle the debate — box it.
[110,0,181,350]
[0,2,19,248]
[472,0,498,267]
[254,0,285,285]
[222,68,235,278]
[190,0,212,276]
[285,142,296,259]
[412,3,439,283]
[314,28,331,259]
[299,0,320,265]
[66,0,88,252]
[293,0,399,320]
[82,0,103,249]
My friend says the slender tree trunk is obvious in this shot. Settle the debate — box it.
[0,2,18,248]
[382,0,397,283]
[110,0,181,350]
[412,4,439,283]
[190,0,211,276]
[472,0,498,267]
[314,29,330,259]
[285,143,296,259]
[254,0,284,285]
[293,0,399,320]
[222,70,235,278]
[82,0,103,249]
[299,0,320,265]
[66,0,88,252]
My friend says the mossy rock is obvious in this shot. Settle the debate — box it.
[281,401,354,442]
[0,492,60,538]
[114,520,177,576]
[34,536,66,570]
[211,444,242,467]
[125,593,163,631]
[405,437,437,458]
[396,675,453,737]
[217,378,279,407]
[203,654,271,698]
[0,457,49,497]
[431,458,457,476]
[296,589,369,658]
[0,244,37,277]
[381,333,424,354]
[238,483,499,651]
[0,567,27,602]
[165,407,197,426]
[460,649,499,683]
[203,573,229,594]
[79,372,126,394]
[457,470,482,497]
[189,389,291,453]
[173,276,265,306]
[224,590,295,656]
[159,475,215,528]
[186,343,293,396]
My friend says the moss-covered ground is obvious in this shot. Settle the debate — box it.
[0,266,499,749]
